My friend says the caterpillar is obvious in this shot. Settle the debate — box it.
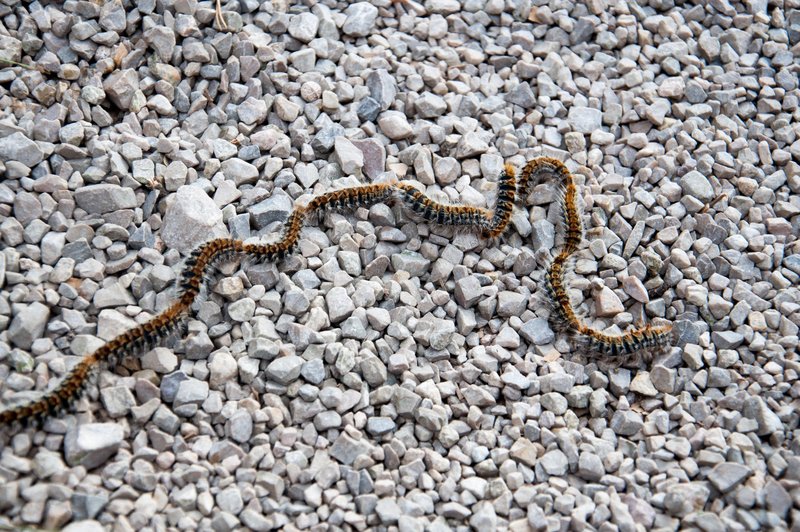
[0,170,517,427]
[0,157,671,428]
[521,157,673,359]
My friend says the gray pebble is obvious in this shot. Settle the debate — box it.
[266,355,304,385]
[64,423,124,469]
[342,2,379,37]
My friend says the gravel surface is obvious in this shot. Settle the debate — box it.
[1,0,799,530]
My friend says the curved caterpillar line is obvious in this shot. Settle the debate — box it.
[521,157,673,359]
[0,172,515,428]
[0,158,672,428]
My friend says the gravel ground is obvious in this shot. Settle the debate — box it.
[1,0,799,530]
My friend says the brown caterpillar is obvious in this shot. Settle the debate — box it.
[0,158,671,428]
[0,171,517,428]
[523,157,673,359]
[394,182,493,229]
[0,296,192,427]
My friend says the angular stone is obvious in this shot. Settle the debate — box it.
[250,193,293,229]
[568,106,603,133]
[103,69,139,109]
[8,301,50,349]
[595,286,625,317]
[454,276,482,307]
[330,432,371,465]
[520,318,555,345]
[505,82,535,108]
[510,438,539,467]
[680,171,714,203]
[161,186,227,254]
[708,463,752,493]
[378,111,412,140]
[75,184,137,215]
[610,410,644,436]
[334,137,364,175]
[64,423,124,469]
[539,449,568,476]
[0,132,44,167]
[289,12,319,42]
[342,2,379,37]
[174,378,209,405]
[0,35,22,63]
[266,355,304,385]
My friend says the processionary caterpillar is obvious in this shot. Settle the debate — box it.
[520,158,673,359]
[0,158,671,428]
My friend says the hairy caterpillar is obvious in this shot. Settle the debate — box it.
[521,157,673,359]
[0,170,517,427]
[0,157,672,428]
